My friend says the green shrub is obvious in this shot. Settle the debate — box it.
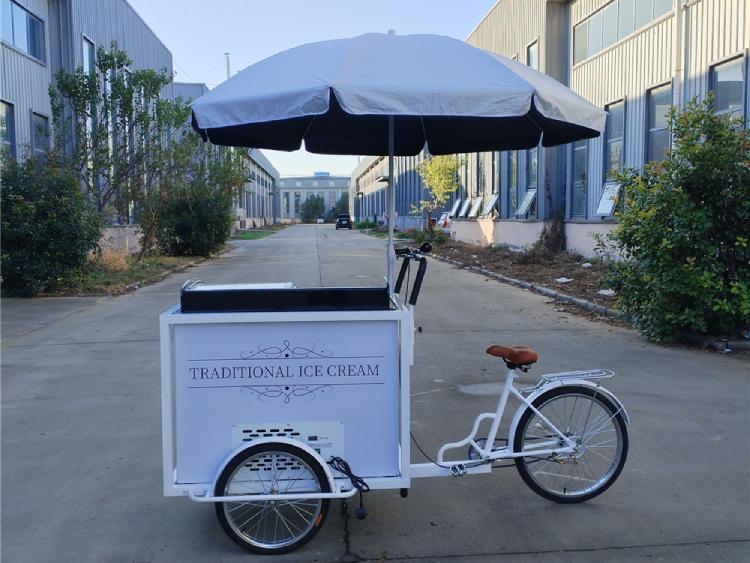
[414,229,449,246]
[300,195,324,223]
[154,183,233,256]
[396,228,418,240]
[602,97,750,341]
[1,154,102,296]
[355,220,377,229]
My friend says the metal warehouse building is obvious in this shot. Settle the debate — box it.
[351,0,749,256]
[278,172,350,222]
[1,0,280,242]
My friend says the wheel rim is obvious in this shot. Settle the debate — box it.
[221,450,323,550]
[519,392,624,498]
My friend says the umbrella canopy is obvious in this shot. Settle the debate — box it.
[191,32,605,155]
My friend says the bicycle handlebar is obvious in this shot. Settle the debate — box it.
[394,245,429,306]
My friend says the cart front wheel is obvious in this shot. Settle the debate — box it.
[214,442,331,555]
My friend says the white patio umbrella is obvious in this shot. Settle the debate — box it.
[191,32,606,287]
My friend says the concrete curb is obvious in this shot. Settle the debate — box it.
[431,254,624,319]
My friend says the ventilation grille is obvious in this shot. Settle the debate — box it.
[240,426,301,440]
[231,421,346,462]
[243,454,302,472]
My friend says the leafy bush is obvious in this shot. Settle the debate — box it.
[396,228,418,240]
[414,229,449,246]
[1,154,102,296]
[602,97,750,341]
[300,195,325,223]
[355,220,378,229]
[154,183,233,256]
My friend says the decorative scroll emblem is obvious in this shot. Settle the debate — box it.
[240,340,333,360]
[241,384,333,404]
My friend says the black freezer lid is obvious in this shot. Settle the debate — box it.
[180,281,392,313]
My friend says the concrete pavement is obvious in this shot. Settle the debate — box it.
[2,224,749,562]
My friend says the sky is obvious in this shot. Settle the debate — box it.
[127,0,498,177]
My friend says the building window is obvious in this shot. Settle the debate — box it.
[527,41,539,71]
[601,2,618,49]
[574,0,673,65]
[605,101,625,178]
[31,112,48,158]
[507,151,518,216]
[294,192,301,216]
[711,57,745,120]
[1,101,16,158]
[618,0,635,40]
[572,140,588,217]
[574,22,588,65]
[82,37,95,74]
[647,84,672,163]
[1,0,45,62]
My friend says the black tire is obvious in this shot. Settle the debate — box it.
[513,385,628,504]
[214,442,331,555]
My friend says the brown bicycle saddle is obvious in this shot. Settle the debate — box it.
[485,345,538,365]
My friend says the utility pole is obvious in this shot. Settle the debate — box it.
[224,52,231,79]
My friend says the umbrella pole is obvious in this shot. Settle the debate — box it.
[386,115,395,291]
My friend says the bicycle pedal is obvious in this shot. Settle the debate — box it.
[450,464,467,477]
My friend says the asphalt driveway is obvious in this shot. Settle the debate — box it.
[2,225,748,562]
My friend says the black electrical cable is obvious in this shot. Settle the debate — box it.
[328,457,370,519]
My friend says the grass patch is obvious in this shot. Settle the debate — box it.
[55,253,202,295]
[234,230,274,240]
[232,224,287,240]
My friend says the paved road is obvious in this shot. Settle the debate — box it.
[2,225,749,562]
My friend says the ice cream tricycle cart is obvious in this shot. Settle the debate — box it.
[161,33,630,555]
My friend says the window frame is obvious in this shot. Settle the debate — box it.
[709,54,746,124]
[604,99,626,180]
[572,0,673,66]
[571,139,589,219]
[1,0,46,64]
[645,82,672,164]
[1,99,17,159]
[30,110,49,158]
[82,34,96,74]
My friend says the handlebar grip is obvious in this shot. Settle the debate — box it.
[408,257,427,306]
[394,255,410,294]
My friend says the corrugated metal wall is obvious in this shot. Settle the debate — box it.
[571,7,674,218]
[466,0,550,219]
[66,0,173,98]
[172,82,207,103]
[1,0,52,151]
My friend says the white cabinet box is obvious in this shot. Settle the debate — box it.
[160,285,413,496]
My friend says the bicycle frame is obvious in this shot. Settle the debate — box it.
[410,366,627,479]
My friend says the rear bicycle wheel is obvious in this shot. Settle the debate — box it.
[214,443,330,555]
[514,386,628,503]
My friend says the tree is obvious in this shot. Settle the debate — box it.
[601,96,750,341]
[414,155,464,229]
[1,151,102,296]
[334,192,349,216]
[49,41,175,223]
[49,41,246,257]
[300,195,325,223]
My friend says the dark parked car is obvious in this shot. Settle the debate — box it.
[335,214,352,229]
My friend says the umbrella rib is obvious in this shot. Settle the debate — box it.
[419,116,428,148]
[300,115,318,143]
